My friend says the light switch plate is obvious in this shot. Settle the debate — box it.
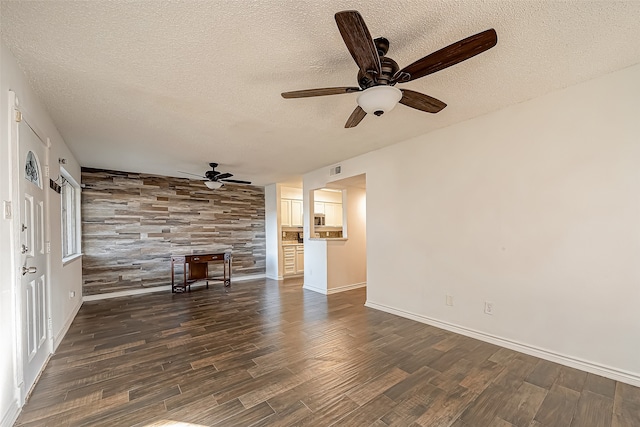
[3,201,11,219]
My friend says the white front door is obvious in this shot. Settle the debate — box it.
[18,116,50,400]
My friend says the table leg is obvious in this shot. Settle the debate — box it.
[225,257,231,287]
[171,258,175,293]
[205,262,209,289]
[183,261,188,292]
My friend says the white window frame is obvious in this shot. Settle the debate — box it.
[60,167,81,263]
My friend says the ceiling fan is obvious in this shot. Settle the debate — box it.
[281,10,497,128]
[180,163,252,189]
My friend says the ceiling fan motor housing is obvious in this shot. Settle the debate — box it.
[358,53,399,88]
[377,57,399,85]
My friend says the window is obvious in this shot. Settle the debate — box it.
[61,169,81,260]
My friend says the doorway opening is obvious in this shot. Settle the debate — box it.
[321,173,367,295]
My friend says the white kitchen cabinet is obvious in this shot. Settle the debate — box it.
[281,198,303,227]
[281,199,291,227]
[291,200,303,227]
[314,201,342,227]
[283,244,304,276]
[283,245,296,275]
[295,245,304,274]
[324,202,343,227]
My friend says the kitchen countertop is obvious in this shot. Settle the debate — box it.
[308,238,348,241]
[282,241,303,246]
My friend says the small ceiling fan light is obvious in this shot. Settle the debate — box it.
[204,180,223,190]
[356,86,402,116]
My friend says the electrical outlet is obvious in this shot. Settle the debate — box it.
[484,301,494,315]
[446,295,454,306]
[69,291,75,298]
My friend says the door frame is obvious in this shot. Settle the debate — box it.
[9,90,53,404]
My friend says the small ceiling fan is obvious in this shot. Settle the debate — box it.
[180,163,251,189]
[281,10,497,128]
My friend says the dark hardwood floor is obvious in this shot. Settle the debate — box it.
[15,278,640,426]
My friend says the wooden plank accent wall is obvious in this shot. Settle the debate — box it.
[81,168,265,296]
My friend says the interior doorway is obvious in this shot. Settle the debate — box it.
[323,173,367,294]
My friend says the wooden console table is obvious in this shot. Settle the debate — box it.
[171,252,231,293]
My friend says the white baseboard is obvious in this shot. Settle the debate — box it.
[302,282,327,295]
[365,300,640,388]
[0,400,19,427]
[54,299,83,350]
[327,282,366,295]
[83,285,172,301]
[83,273,267,301]
[303,282,366,295]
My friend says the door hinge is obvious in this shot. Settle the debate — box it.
[44,165,50,178]
[15,110,22,122]
[45,241,51,254]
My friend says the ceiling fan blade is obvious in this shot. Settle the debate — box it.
[395,29,497,83]
[345,106,367,128]
[216,173,233,180]
[281,87,361,99]
[179,171,206,179]
[335,11,381,77]
[220,179,251,185]
[399,89,447,113]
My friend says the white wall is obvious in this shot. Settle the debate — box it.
[301,175,327,293]
[304,63,640,386]
[1,42,83,426]
[302,239,328,293]
[264,184,279,280]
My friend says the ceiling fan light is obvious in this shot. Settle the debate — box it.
[204,180,223,190]
[356,86,402,116]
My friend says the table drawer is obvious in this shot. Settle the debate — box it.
[186,254,225,262]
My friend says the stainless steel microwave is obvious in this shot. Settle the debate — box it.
[313,214,325,226]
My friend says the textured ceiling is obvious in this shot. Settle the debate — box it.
[2,1,640,186]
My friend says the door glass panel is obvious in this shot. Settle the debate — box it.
[25,151,41,187]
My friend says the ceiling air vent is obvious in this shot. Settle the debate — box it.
[330,165,342,176]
